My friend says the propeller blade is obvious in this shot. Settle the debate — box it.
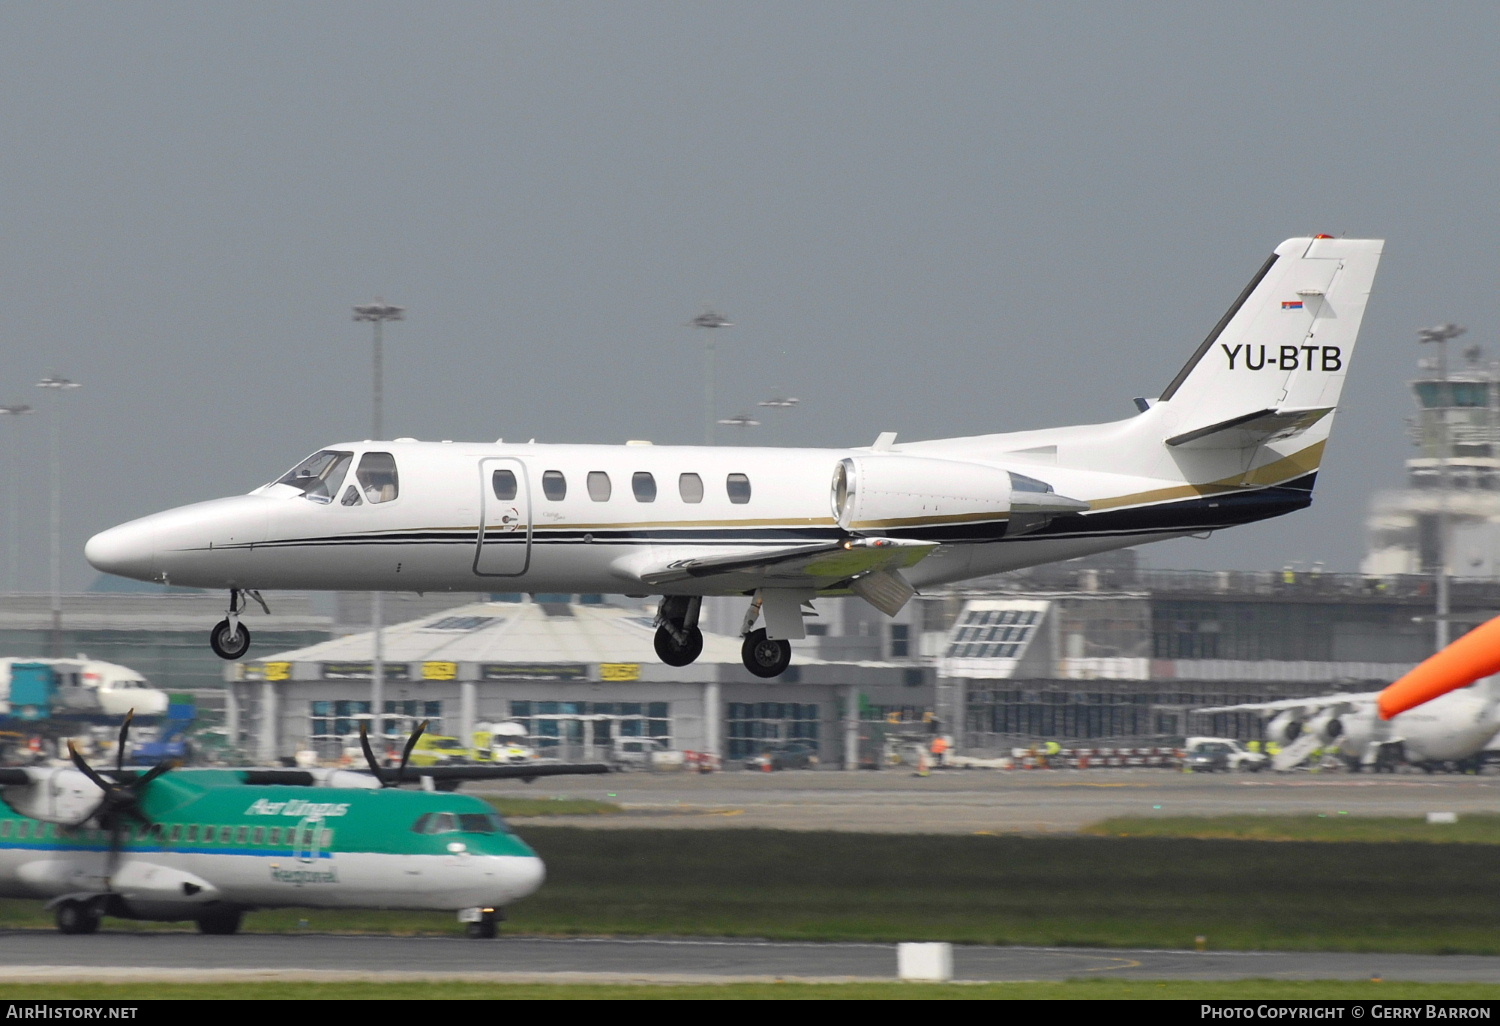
[67,741,114,794]
[395,721,429,782]
[114,709,135,775]
[133,759,177,790]
[358,724,388,787]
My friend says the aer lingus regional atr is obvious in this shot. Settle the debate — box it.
[86,236,1383,678]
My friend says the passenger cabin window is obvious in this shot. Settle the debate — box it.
[356,452,399,504]
[493,469,518,501]
[679,473,704,503]
[542,470,566,501]
[587,471,612,502]
[278,450,354,504]
[726,473,752,504]
[632,472,657,502]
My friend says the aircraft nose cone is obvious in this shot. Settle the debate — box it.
[508,857,546,901]
[85,519,162,582]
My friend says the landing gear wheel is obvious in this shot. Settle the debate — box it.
[466,913,500,939]
[741,628,792,679]
[197,908,243,935]
[55,899,101,935]
[210,619,251,660]
[654,625,704,667]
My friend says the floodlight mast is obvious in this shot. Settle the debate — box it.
[353,299,405,746]
[36,375,79,657]
[689,310,732,445]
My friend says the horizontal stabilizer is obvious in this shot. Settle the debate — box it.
[1166,407,1333,450]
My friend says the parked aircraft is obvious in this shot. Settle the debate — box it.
[0,657,168,718]
[1197,682,1500,772]
[85,236,1384,678]
[0,717,607,936]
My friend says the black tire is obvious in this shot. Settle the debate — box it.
[56,900,101,936]
[196,907,243,935]
[209,619,252,660]
[654,625,704,667]
[741,628,792,678]
[466,917,499,939]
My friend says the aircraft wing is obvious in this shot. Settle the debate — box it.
[394,763,612,783]
[634,538,937,589]
[1195,692,1380,715]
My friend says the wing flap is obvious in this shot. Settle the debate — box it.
[636,538,937,589]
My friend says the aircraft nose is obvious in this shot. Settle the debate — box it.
[85,518,163,582]
[507,857,546,901]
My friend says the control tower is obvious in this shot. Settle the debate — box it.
[1363,339,1500,576]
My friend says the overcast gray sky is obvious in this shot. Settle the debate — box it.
[2,1,1497,591]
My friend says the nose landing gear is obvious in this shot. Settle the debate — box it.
[209,589,269,661]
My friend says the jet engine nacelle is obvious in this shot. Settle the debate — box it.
[1267,710,1304,744]
[1,769,102,825]
[831,457,1087,537]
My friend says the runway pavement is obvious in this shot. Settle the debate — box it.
[482,767,1500,834]
[1,933,1498,984]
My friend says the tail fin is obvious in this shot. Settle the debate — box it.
[1155,236,1383,449]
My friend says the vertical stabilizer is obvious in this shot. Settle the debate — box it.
[1156,237,1383,445]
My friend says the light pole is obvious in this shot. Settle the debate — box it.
[1418,322,1467,652]
[689,310,731,444]
[353,300,404,747]
[0,404,33,594]
[36,375,79,657]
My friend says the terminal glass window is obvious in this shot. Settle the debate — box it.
[726,703,820,760]
[308,699,442,760]
[542,470,567,501]
[277,450,354,504]
[510,699,670,755]
[356,452,399,504]
[493,469,518,501]
[726,473,751,504]
[587,471,612,501]
[678,473,704,503]
[632,472,657,502]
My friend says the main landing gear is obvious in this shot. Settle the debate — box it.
[210,589,269,660]
[741,628,791,678]
[654,596,704,667]
[737,592,795,679]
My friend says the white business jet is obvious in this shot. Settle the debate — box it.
[1197,682,1500,772]
[86,236,1383,679]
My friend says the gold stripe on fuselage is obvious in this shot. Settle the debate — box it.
[1085,441,1324,513]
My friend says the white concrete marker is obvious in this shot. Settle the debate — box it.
[897,942,953,982]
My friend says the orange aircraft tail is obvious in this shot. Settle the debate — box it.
[1378,615,1500,719]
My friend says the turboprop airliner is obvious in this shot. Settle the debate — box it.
[0,717,605,936]
[86,236,1383,678]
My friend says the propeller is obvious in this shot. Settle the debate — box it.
[359,720,428,787]
[66,710,177,882]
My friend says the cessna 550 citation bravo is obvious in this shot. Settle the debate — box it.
[86,236,1383,677]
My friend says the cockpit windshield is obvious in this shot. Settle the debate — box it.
[276,450,354,504]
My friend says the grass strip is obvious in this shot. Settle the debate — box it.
[485,797,622,817]
[1083,814,1500,844]
[3,981,1499,1000]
